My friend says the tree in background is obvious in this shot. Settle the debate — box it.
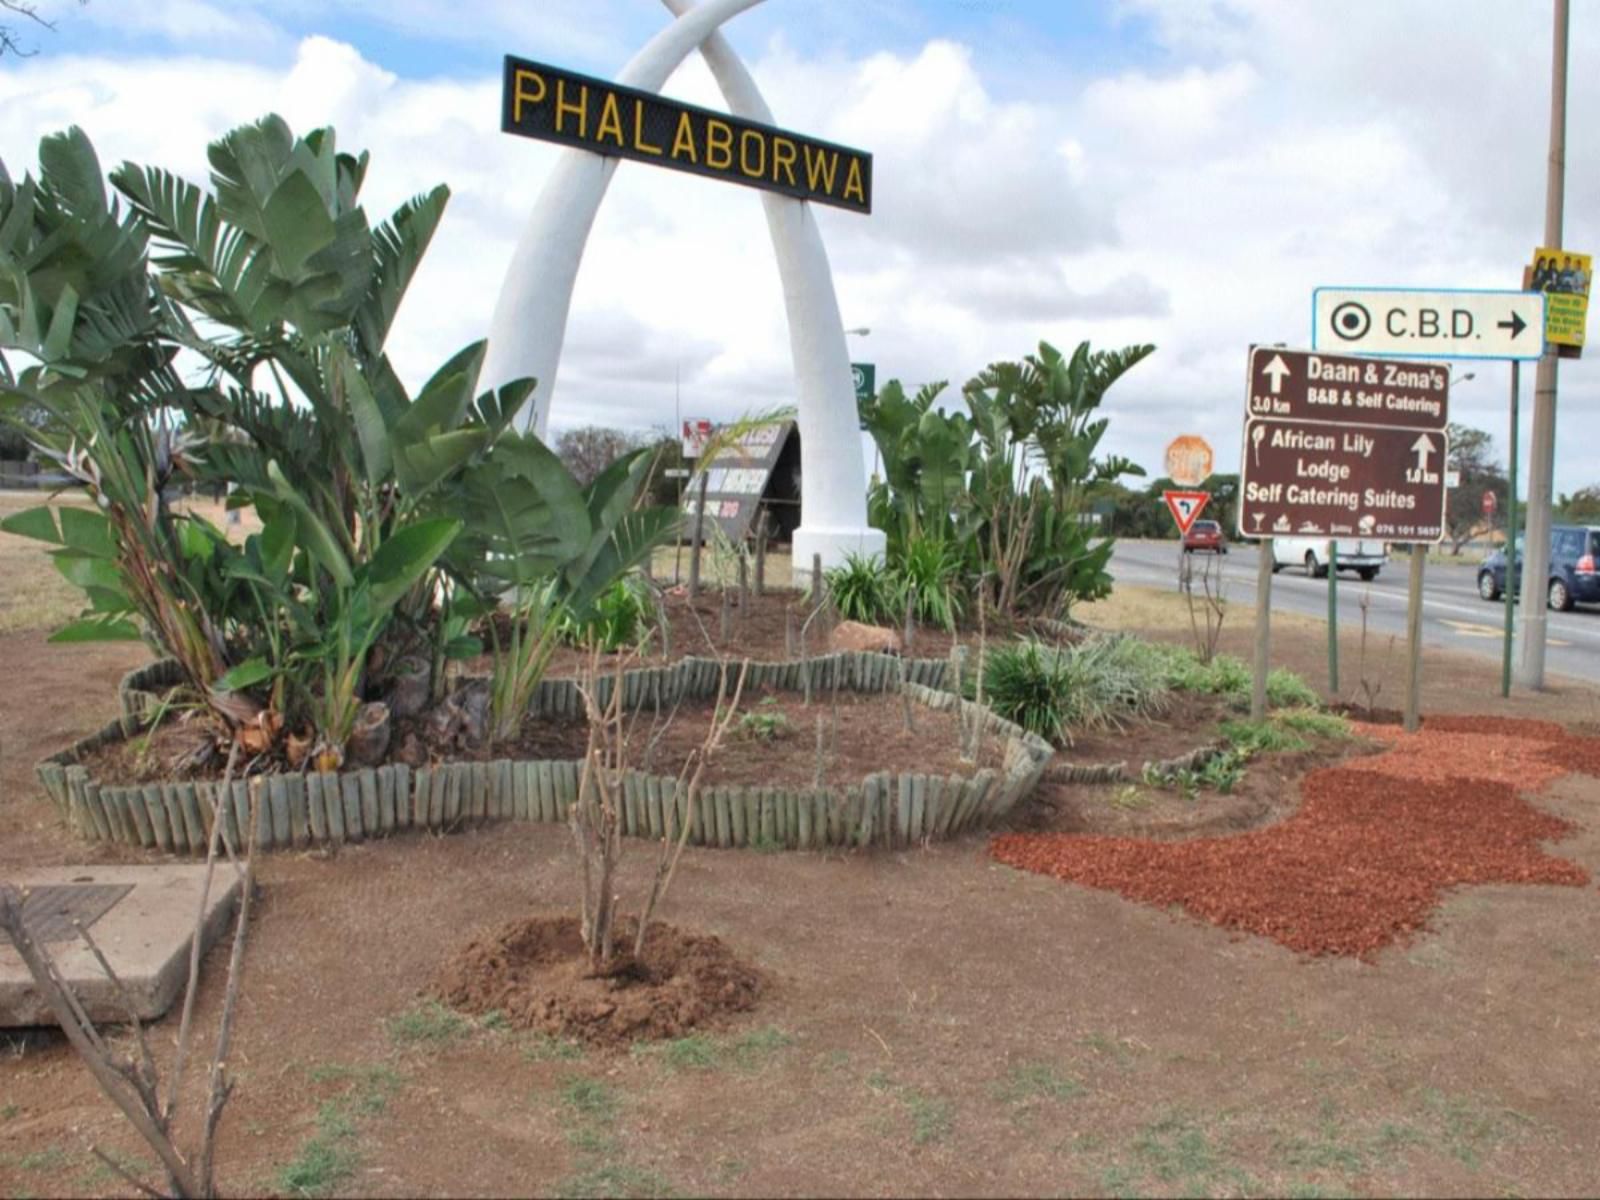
[1445,422,1507,555]
[0,397,46,460]
[1557,486,1600,523]
[555,424,649,486]
[1105,473,1238,540]
[1,0,83,58]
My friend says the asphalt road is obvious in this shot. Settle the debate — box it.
[1110,540,1600,686]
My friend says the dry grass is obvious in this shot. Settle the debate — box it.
[0,490,94,634]
[1076,581,1328,638]
[0,489,256,635]
[650,543,796,591]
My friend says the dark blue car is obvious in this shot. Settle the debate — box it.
[1478,524,1600,611]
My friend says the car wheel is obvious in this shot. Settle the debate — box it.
[1478,571,1500,601]
[1549,578,1574,612]
[1305,552,1325,579]
[1270,561,1282,574]
[1358,568,1378,582]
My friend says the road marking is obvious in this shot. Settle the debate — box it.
[1111,550,1600,646]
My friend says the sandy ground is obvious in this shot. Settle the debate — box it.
[2,570,1599,1198]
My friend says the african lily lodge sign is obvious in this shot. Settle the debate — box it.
[501,56,873,214]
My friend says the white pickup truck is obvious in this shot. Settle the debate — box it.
[1270,537,1387,581]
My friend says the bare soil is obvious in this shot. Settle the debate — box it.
[433,916,765,1048]
[6,590,1600,1198]
[536,586,966,677]
[73,685,1006,790]
[1015,737,1378,840]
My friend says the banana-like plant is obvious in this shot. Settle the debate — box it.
[0,128,292,741]
[443,436,680,744]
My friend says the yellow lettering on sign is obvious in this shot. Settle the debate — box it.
[631,99,663,156]
[705,119,734,170]
[738,129,766,179]
[803,145,839,195]
[595,91,625,146]
[554,79,588,137]
[670,112,698,162]
[842,156,865,205]
[772,137,798,187]
[511,69,546,123]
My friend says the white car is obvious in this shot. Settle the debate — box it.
[1271,537,1386,581]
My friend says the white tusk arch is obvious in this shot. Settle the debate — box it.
[658,0,882,570]
[481,0,884,569]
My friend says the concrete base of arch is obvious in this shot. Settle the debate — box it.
[792,525,887,574]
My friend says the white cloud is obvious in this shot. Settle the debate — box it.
[1,3,1595,497]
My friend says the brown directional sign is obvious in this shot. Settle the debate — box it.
[1239,346,1449,543]
[1244,346,1447,431]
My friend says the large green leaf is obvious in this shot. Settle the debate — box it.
[207,114,296,243]
[52,549,123,592]
[365,517,460,611]
[214,656,275,692]
[336,346,391,483]
[49,617,142,643]
[38,127,107,221]
[0,504,62,544]
[56,505,116,557]
[392,427,487,499]
[355,185,448,358]
[395,341,487,441]
[267,458,353,588]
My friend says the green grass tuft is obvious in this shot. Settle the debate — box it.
[559,1075,620,1124]
[994,1061,1084,1105]
[386,1000,470,1046]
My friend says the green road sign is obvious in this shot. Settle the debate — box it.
[851,362,875,402]
[852,362,875,430]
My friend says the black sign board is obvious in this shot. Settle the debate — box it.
[1238,346,1449,543]
[502,57,872,214]
[683,421,796,542]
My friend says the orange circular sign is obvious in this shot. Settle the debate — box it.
[1165,435,1214,487]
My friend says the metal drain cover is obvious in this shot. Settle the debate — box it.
[18,884,134,944]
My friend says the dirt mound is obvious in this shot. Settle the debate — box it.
[432,916,764,1047]
[991,717,1593,959]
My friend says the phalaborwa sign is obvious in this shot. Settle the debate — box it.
[502,56,872,214]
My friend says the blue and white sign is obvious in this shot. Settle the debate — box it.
[1312,287,1545,361]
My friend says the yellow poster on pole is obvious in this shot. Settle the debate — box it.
[1528,246,1591,350]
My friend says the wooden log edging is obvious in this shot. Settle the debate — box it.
[54,653,1049,854]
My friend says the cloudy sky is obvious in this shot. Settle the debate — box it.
[2,0,1595,494]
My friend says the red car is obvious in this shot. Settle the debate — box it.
[1182,519,1227,554]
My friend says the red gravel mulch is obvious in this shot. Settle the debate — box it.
[991,716,1597,958]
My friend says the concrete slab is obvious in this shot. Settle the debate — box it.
[1,864,241,1028]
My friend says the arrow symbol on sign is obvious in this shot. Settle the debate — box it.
[1262,354,1291,394]
[1497,311,1527,338]
[1411,433,1436,471]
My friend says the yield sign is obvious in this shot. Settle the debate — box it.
[1163,490,1211,536]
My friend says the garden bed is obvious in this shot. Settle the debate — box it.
[991,716,1598,958]
[40,653,1053,855]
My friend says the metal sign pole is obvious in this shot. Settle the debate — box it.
[1327,540,1339,695]
[1502,362,1521,698]
[1252,539,1273,720]
[1404,545,1426,732]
